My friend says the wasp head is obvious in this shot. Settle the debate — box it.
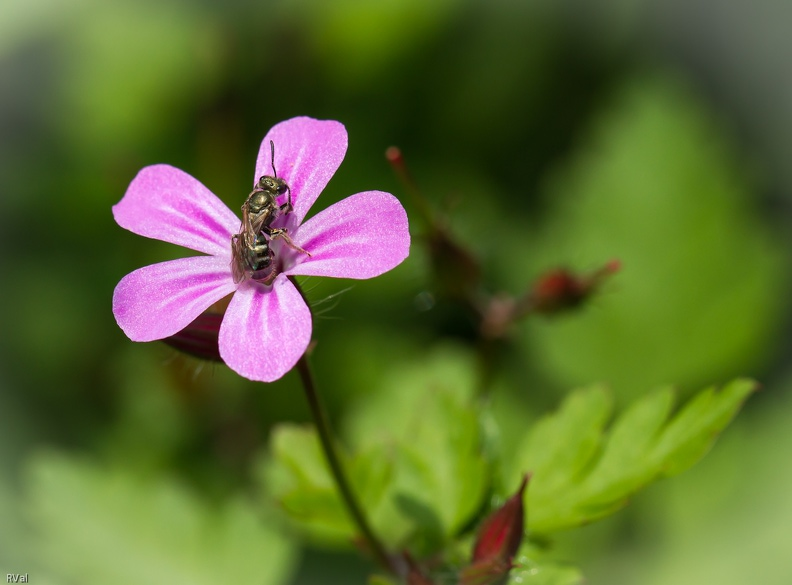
[257,175,289,196]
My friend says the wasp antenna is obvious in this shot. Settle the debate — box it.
[270,140,277,178]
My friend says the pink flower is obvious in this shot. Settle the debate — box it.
[113,117,410,382]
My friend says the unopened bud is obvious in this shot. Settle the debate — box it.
[162,311,222,362]
[162,298,231,362]
[530,259,620,315]
[459,474,530,585]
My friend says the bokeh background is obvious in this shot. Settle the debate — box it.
[2,0,792,583]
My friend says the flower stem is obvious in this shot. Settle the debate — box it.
[295,353,395,574]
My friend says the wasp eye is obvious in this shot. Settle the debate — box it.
[277,183,288,195]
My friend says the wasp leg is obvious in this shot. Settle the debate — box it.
[279,186,293,215]
[268,227,311,257]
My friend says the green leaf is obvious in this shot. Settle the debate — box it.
[621,376,792,585]
[27,452,297,585]
[507,545,583,585]
[507,563,582,585]
[349,345,489,555]
[262,424,365,543]
[508,378,756,534]
[515,385,612,496]
[261,345,489,556]
[522,75,787,398]
[648,379,757,476]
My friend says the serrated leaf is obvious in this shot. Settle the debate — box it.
[648,379,756,476]
[27,452,297,585]
[515,385,612,495]
[571,386,675,502]
[346,346,489,554]
[262,345,489,556]
[262,423,399,547]
[262,424,362,543]
[629,376,792,585]
[508,378,756,534]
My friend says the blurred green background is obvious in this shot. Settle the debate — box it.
[2,0,792,583]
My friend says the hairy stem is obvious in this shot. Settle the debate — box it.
[289,277,395,574]
[295,355,395,573]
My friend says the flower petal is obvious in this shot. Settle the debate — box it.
[113,164,240,256]
[285,191,410,279]
[255,117,347,226]
[113,256,236,342]
[218,276,312,382]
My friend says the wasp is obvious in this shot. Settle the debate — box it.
[231,141,310,285]
[231,230,276,284]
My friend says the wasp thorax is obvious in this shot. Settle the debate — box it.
[247,191,274,213]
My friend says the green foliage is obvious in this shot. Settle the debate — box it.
[262,346,489,556]
[289,0,459,86]
[26,452,297,585]
[0,478,29,567]
[523,76,786,398]
[100,348,193,470]
[263,343,754,581]
[344,346,489,548]
[505,379,756,534]
[626,377,792,585]
[59,1,220,156]
[1,0,786,581]
[263,424,378,542]
[368,545,583,585]
[507,545,583,585]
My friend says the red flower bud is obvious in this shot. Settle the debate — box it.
[459,474,530,585]
[531,260,620,315]
[162,311,223,362]
[162,297,231,362]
